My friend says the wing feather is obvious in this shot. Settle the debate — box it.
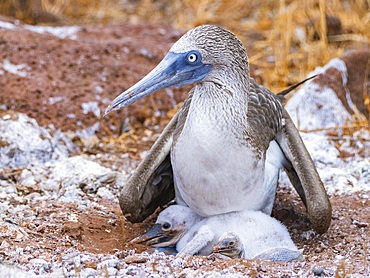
[119,112,178,223]
[248,79,331,233]
[276,110,332,234]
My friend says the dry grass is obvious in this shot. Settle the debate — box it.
[1,0,368,86]
[1,0,369,129]
[335,260,352,278]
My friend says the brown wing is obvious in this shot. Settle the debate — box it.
[276,110,332,234]
[247,80,284,151]
[119,113,177,223]
[248,80,308,205]
[119,90,195,223]
[248,79,331,234]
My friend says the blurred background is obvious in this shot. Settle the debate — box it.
[0,0,369,92]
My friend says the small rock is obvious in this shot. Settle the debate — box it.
[96,187,114,199]
[61,250,80,261]
[84,261,97,269]
[0,262,31,278]
[62,220,82,239]
[0,113,73,168]
[96,171,127,185]
[1,240,10,248]
[124,265,146,277]
[28,258,50,274]
[80,267,98,278]
[82,135,100,154]
[124,255,149,264]
[98,258,119,269]
[350,217,368,228]
[115,250,127,259]
[106,267,118,276]
[312,267,326,276]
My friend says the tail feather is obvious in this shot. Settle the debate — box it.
[277,75,318,103]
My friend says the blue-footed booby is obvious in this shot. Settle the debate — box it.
[132,205,301,261]
[105,25,332,233]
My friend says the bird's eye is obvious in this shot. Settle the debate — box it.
[229,241,235,247]
[187,53,198,63]
[162,222,171,231]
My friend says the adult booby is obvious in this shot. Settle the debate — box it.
[132,205,301,260]
[214,231,303,261]
[105,25,331,233]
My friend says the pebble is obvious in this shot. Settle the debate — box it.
[28,258,50,274]
[97,187,115,199]
[80,267,98,278]
[124,265,146,277]
[83,260,97,269]
[106,267,118,276]
[1,240,10,248]
[97,258,119,269]
[312,267,326,276]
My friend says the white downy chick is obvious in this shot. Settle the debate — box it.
[133,205,302,261]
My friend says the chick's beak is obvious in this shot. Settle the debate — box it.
[131,224,178,248]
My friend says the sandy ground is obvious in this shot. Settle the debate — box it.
[0,18,369,277]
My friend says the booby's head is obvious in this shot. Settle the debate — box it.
[105,25,249,115]
[213,232,244,259]
[131,205,202,248]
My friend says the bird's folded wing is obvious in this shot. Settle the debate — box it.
[276,110,332,234]
[247,81,285,151]
[119,112,178,223]
[248,80,331,233]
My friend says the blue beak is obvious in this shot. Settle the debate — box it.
[104,51,212,115]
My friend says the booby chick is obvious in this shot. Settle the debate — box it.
[132,205,301,261]
[212,232,244,259]
[105,25,331,234]
[213,231,303,261]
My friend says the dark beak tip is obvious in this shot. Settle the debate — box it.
[130,235,148,245]
[130,239,142,245]
[103,106,113,117]
[213,246,228,253]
